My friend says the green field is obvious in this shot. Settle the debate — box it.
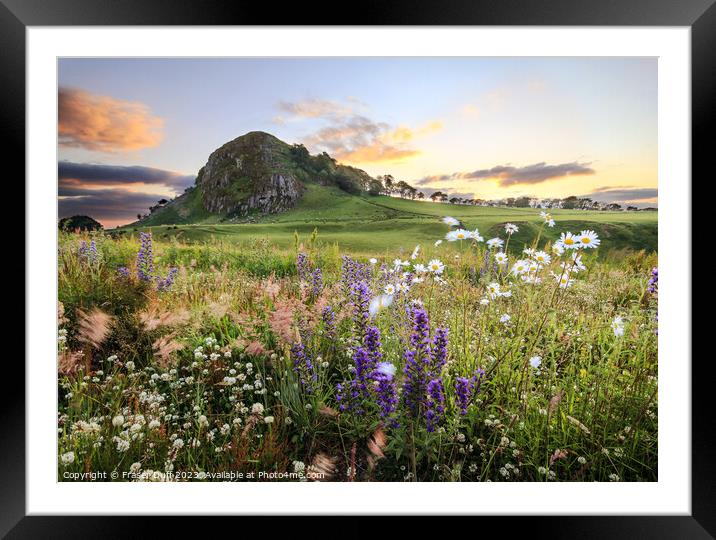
[127,184,657,255]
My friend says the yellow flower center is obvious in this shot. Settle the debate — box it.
[582,237,590,244]
[565,238,574,245]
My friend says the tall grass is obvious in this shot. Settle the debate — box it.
[57,223,658,482]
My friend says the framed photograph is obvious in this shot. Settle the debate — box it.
[9,0,709,535]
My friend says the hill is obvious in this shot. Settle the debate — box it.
[137,131,373,226]
[128,131,657,254]
[128,184,657,255]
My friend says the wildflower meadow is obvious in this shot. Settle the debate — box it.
[57,212,658,482]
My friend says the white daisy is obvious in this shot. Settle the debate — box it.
[486,282,502,299]
[494,252,509,265]
[558,232,580,249]
[487,237,504,249]
[511,259,529,276]
[577,230,600,249]
[505,223,519,234]
[427,259,445,274]
[552,271,574,288]
[369,258,378,265]
[446,228,470,241]
[533,251,551,265]
[434,239,443,247]
[442,216,460,227]
[410,245,421,260]
[414,263,427,274]
[384,284,396,295]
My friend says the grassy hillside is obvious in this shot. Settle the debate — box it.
[122,184,657,255]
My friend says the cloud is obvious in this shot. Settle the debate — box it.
[58,187,170,226]
[58,161,195,191]
[416,161,595,187]
[277,98,354,120]
[582,187,658,205]
[302,115,426,164]
[59,87,164,152]
[278,98,440,164]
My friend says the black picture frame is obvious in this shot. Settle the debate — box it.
[7,0,708,536]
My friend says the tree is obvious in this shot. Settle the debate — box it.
[367,178,383,196]
[430,191,445,202]
[383,174,395,195]
[59,215,103,232]
[561,196,580,210]
[417,191,425,200]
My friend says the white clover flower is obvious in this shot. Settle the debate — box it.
[130,462,142,473]
[112,415,125,427]
[172,438,184,449]
[251,403,265,415]
[577,456,587,464]
[60,451,75,465]
[263,416,275,424]
[293,460,306,474]
[125,361,135,371]
[113,437,130,452]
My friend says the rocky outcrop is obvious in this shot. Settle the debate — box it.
[197,131,304,217]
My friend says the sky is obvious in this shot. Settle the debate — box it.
[58,57,657,227]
